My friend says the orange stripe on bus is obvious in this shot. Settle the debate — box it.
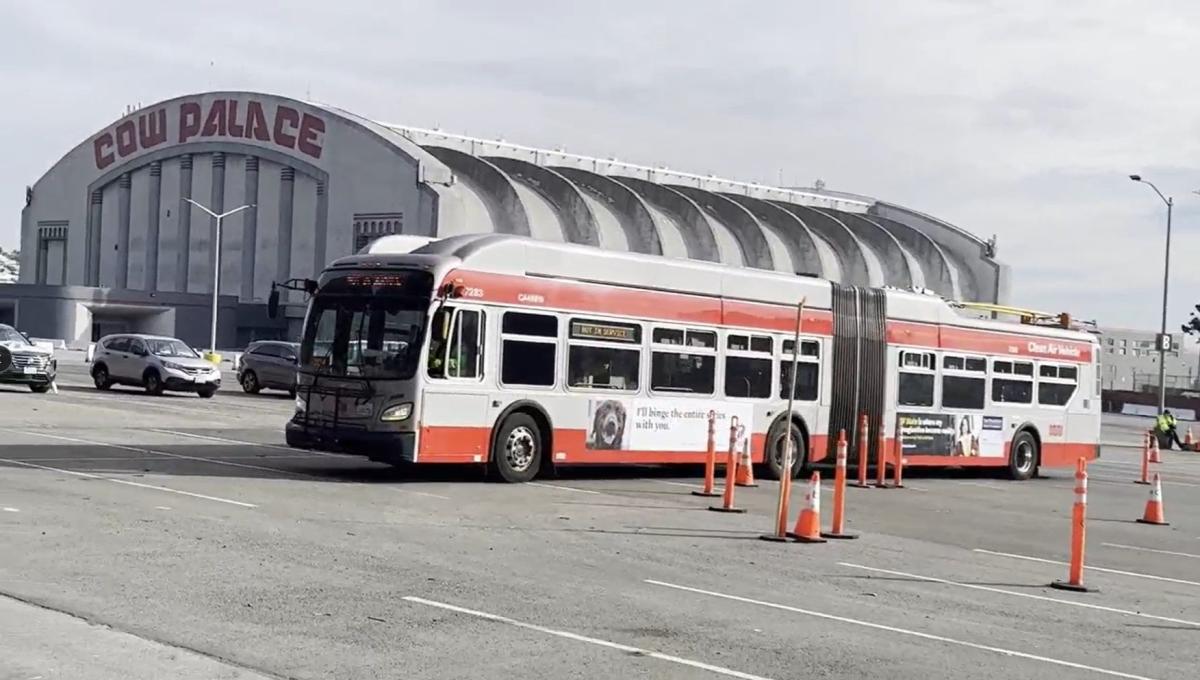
[446,269,1094,363]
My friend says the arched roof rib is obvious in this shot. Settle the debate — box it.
[867,214,960,299]
[614,177,722,263]
[552,167,664,256]
[485,157,600,247]
[774,202,874,287]
[423,146,531,236]
[669,186,773,270]
[722,194,827,278]
[820,209,915,290]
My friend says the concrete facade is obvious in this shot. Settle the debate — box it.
[10,90,1010,349]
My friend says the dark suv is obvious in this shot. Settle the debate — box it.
[0,324,56,392]
[238,341,299,396]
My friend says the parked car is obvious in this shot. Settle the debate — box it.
[238,341,299,396]
[0,324,56,393]
[91,334,221,398]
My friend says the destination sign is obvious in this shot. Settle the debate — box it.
[570,320,641,343]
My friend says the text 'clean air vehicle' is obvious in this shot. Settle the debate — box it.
[281,234,1100,483]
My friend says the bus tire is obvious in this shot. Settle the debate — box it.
[491,413,543,483]
[764,418,806,480]
[1006,430,1039,481]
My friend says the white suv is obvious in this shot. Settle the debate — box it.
[91,334,221,398]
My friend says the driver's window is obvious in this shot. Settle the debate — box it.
[130,339,146,356]
[427,307,484,380]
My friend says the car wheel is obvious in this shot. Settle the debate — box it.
[196,386,218,399]
[1006,430,1039,481]
[764,418,806,480]
[92,365,112,390]
[29,383,51,394]
[490,413,543,483]
[241,370,260,394]
[143,370,164,396]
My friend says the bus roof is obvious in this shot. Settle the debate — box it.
[338,233,1094,345]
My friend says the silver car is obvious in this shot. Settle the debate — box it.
[91,334,221,398]
[238,340,299,396]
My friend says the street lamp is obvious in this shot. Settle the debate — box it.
[1128,174,1172,415]
[184,198,255,356]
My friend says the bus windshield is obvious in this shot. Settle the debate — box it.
[300,270,434,379]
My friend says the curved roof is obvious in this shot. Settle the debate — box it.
[385,125,1008,304]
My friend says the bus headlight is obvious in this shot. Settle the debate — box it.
[380,402,413,422]
[294,395,305,414]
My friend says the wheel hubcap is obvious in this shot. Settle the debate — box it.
[505,426,537,472]
[773,433,800,469]
[1015,441,1034,471]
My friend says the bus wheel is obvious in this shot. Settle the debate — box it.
[1006,430,1039,481]
[492,413,543,483]
[765,420,805,480]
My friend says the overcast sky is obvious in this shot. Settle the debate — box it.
[3,0,1199,332]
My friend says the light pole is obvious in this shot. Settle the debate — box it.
[184,198,254,355]
[1128,175,1172,415]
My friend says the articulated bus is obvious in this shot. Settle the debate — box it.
[284,234,1100,483]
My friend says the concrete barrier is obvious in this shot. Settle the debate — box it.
[1121,403,1196,420]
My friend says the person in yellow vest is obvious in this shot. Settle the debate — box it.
[1155,410,1184,450]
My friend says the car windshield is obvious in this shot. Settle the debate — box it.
[300,270,434,380]
[0,326,30,345]
[147,339,199,358]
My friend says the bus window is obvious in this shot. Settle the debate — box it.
[991,358,1032,404]
[1038,364,1078,406]
[724,334,773,399]
[651,327,716,394]
[898,350,935,407]
[501,312,558,387]
[428,307,484,379]
[779,339,820,401]
[567,318,641,391]
[942,354,984,409]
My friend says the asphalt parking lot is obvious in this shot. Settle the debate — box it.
[1,356,1197,679]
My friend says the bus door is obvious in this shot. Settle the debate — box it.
[420,305,489,461]
[827,285,888,468]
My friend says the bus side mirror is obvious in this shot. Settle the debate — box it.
[304,279,318,296]
[267,289,280,319]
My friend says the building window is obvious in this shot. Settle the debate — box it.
[353,212,405,252]
[36,222,69,285]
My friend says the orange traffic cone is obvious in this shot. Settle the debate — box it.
[735,435,757,487]
[787,472,827,543]
[1136,474,1169,526]
[1149,435,1162,463]
[1186,427,1194,448]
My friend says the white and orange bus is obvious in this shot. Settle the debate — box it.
[284,234,1100,483]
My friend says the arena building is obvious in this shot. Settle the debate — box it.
[5,90,1009,348]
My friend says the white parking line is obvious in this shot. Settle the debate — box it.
[149,429,343,458]
[527,482,602,495]
[954,481,1005,490]
[1090,476,1200,489]
[1101,543,1200,560]
[839,562,1200,627]
[645,579,1160,680]
[9,429,451,501]
[2,507,18,513]
[973,549,1200,587]
[403,596,772,680]
[0,457,257,508]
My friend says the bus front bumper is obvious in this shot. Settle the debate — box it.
[285,420,415,464]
